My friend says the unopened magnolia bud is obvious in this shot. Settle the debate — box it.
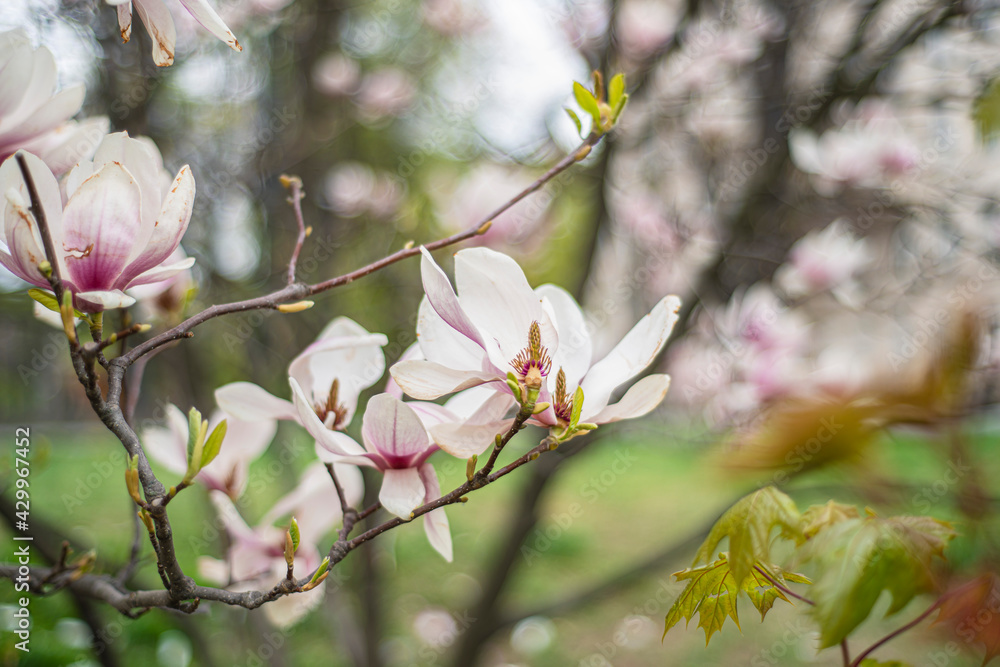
[38,260,52,277]
[476,220,493,235]
[278,300,314,313]
[279,174,302,190]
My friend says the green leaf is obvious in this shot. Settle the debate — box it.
[802,500,860,538]
[800,514,957,647]
[288,517,300,553]
[664,554,809,645]
[200,419,227,470]
[565,108,583,136]
[694,486,804,586]
[570,386,584,429]
[310,557,330,585]
[608,73,625,110]
[28,288,60,313]
[974,79,1000,142]
[573,81,601,129]
[612,93,628,123]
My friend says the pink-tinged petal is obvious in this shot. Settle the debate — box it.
[588,374,672,424]
[197,410,276,496]
[385,342,422,397]
[380,467,425,519]
[1,203,46,285]
[117,2,133,42]
[431,391,516,459]
[261,462,363,545]
[443,385,505,419]
[208,490,259,545]
[419,247,487,352]
[405,400,458,430]
[454,247,558,370]
[419,463,452,562]
[142,403,188,475]
[133,0,177,66]
[0,85,85,146]
[289,377,368,457]
[263,583,326,629]
[117,165,194,287]
[362,394,431,465]
[1,150,65,280]
[177,0,243,52]
[536,284,592,387]
[126,255,195,287]
[416,296,489,371]
[215,381,298,422]
[62,162,142,292]
[93,132,164,230]
[289,317,387,426]
[313,440,381,469]
[74,289,136,311]
[580,295,681,416]
[0,38,34,118]
[390,359,497,400]
[21,116,109,176]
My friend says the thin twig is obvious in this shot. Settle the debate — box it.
[753,565,815,606]
[849,598,944,667]
[841,640,851,667]
[283,175,307,285]
[15,153,64,297]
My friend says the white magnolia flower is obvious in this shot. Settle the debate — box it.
[0,31,107,174]
[0,132,195,312]
[389,247,682,456]
[107,0,242,67]
[775,219,873,300]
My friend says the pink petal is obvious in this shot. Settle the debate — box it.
[178,0,243,52]
[429,391,516,459]
[580,295,681,417]
[454,247,558,371]
[389,359,496,400]
[379,468,425,519]
[361,394,432,465]
[62,162,142,292]
[289,377,367,458]
[588,374,672,424]
[197,410,276,496]
[141,403,189,475]
[0,36,34,118]
[117,164,194,287]
[419,463,452,562]
[74,289,136,312]
[416,296,490,371]
[1,150,65,281]
[215,381,298,422]
[21,116,109,176]
[0,85,84,147]
[419,247,488,352]
[93,132,165,231]
[126,255,195,287]
[133,0,177,66]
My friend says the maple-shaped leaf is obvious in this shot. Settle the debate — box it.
[800,513,957,648]
[934,573,1000,665]
[802,501,860,538]
[664,554,810,645]
[694,486,804,586]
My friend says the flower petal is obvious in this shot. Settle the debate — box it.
[289,377,367,457]
[117,1,133,42]
[142,403,189,475]
[133,0,177,66]
[416,296,488,371]
[74,289,136,311]
[20,116,109,176]
[177,0,243,51]
[126,255,195,287]
[419,247,488,353]
[62,161,142,292]
[536,283,592,388]
[362,394,431,465]
[197,411,276,496]
[215,381,298,422]
[589,374,672,424]
[419,463,452,562]
[580,295,681,417]
[454,247,559,370]
[379,467,425,519]
[389,359,496,400]
[117,165,194,287]
[1,150,65,282]
[430,391,516,459]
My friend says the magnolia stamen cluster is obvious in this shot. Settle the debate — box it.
[510,321,552,390]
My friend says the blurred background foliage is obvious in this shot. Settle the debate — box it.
[2,0,1000,665]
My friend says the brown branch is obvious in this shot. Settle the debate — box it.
[282,175,308,285]
[849,597,944,667]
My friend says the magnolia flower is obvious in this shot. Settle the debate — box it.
[775,219,872,300]
[215,317,387,435]
[0,31,107,174]
[107,0,242,67]
[389,247,681,456]
[198,462,363,627]
[309,393,453,562]
[143,404,276,498]
[0,132,195,312]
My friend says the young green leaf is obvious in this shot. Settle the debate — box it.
[573,81,601,129]
[664,554,810,645]
[288,516,300,553]
[693,486,804,587]
[200,419,227,470]
[565,107,583,136]
[800,514,956,648]
[608,73,625,110]
[802,500,860,538]
[28,288,60,313]
[186,407,203,467]
[570,386,584,430]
